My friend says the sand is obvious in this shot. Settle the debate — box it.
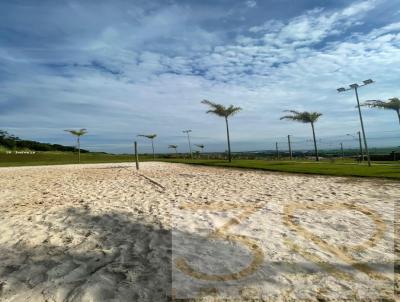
[0,162,398,301]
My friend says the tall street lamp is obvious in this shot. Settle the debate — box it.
[182,130,193,159]
[337,79,373,167]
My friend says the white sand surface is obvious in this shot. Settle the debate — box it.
[0,162,398,301]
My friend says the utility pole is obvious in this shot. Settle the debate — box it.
[275,142,279,159]
[340,142,344,159]
[288,135,293,160]
[182,130,193,159]
[337,79,373,166]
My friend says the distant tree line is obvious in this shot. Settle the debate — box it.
[0,130,89,152]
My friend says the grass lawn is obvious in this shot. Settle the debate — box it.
[0,152,152,167]
[1,152,399,180]
[158,158,400,180]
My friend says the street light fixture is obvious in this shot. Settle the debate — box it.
[337,79,373,166]
[182,130,193,159]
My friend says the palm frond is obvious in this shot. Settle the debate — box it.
[280,110,322,123]
[226,105,242,116]
[201,99,217,108]
[363,98,400,111]
[168,144,177,149]
[138,134,157,139]
[310,112,323,121]
[280,115,298,121]
[64,128,87,136]
[282,110,301,115]
[201,99,242,117]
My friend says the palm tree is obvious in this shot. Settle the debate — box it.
[201,100,242,162]
[64,128,87,163]
[195,144,204,159]
[195,144,204,153]
[362,98,400,126]
[280,110,322,161]
[168,144,178,154]
[138,134,157,159]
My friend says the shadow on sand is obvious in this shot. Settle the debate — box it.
[0,206,395,301]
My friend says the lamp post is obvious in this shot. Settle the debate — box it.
[183,130,193,159]
[357,131,363,161]
[337,79,373,166]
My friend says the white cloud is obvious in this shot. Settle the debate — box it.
[249,20,284,33]
[245,1,257,8]
[342,0,377,17]
[250,1,377,48]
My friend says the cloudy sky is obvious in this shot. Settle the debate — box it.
[1,0,399,153]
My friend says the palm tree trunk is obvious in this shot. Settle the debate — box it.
[225,117,232,162]
[77,136,80,163]
[151,139,155,160]
[311,122,319,161]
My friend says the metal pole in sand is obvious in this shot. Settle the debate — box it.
[134,141,139,170]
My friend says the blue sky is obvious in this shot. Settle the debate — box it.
[1,0,399,153]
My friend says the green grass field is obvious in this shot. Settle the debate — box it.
[0,152,152,167]
[158,158,400,180]
[1,152,399,180]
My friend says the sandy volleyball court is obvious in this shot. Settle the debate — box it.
[0,162,398,301]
